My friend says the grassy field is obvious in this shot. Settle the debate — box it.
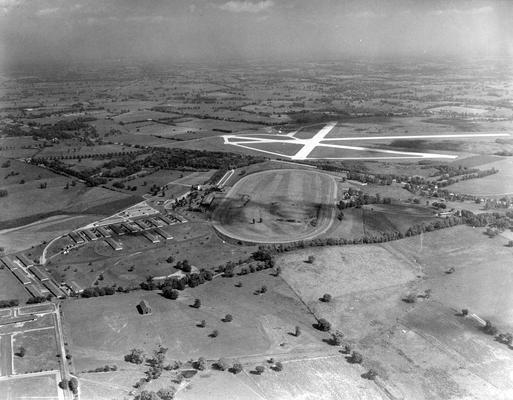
[0,161,140,228]
[62,270,325,372]
[213,169,336,243]
[275,225,513,399]
[445,157,513,196]
[0,373,60,400]
[178,356,385,400]
[0,269,30,302]
[12,327,60,374]
[47,222,255,288]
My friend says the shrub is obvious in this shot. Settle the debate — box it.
[274,361,283,372]
[157,387,176,400]
[294,326,301,337]
[483,320,498,336]
[192,299,201,308]
[402,293,417,303]
[362,369,378,380]
[307,255,315,263]
[198,320,206,328]
[224,314,233,322]
[211,329,219,338]
[255,366,265,374]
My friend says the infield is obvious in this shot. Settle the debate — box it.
[212,169,337,243]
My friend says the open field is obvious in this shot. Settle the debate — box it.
[12,327,60,374]
[0,269,30,302]
[178,356,385,400]
[47,222,255,288]
[445,157,513,196]
[276,225,513,399]
[0,373,61,400]
[0,160,141,228]
[213,169,337,243]
[62,270,326,373]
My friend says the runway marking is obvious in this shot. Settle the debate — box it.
[222,123,510,160]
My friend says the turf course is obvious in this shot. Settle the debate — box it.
[213,169,337,243]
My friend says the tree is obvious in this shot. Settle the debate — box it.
[166,256,175,263]
[224,314,233,322]
[231,362,243,374]
[274,361,283,372]
[316,318,331,331]
[211,329,219,338]
[255,366,265,374]
[68,377,79,394]
[321,293,332,302]
[349,351,363,364]
[198,319,206,328]
[260,285,267,294]
[125,348,145,364]
[215,358,229,371]
[58,379,68,390]
[192,298,201,308]
[362,369,378,380]
[135,391,160,400]
[162,287,179,300]
[195,357,207,370]
[16,346,26,357]
[483,320,498,335]
[331,330,344,346]
[274,267,281,276]
[157,387,176,400]
[294,326,301,337]
[307,255,315,263]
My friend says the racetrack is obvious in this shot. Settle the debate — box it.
[212,169,337,244]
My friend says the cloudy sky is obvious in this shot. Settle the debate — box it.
[0,0,512,68]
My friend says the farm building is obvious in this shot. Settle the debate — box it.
[105,238,123,251]
[17,254,35,268]
[155,228,173,240]
[29,266,50,281]
[96,226,112,238]
[69,231,85,244]
[42,280,67,298]
[137,300,151,315]
[142,231,160,244]
[109,224,126,236]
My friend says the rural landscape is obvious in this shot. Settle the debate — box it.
[1,1,513,399]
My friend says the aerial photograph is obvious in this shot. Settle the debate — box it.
[0,0,512,399]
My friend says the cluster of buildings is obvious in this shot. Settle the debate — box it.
[1,254,68,299]
[68,213,185,250]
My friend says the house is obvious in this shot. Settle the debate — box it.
[137,300,151,315]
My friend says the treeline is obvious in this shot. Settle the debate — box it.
[252,210,512,253]
[2,117,98,140]
[0,299,19,308]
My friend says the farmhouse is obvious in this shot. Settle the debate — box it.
[137,300,151,315]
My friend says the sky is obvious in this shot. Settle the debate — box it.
[0,0,512,69]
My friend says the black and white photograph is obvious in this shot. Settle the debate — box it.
[0,1,512,399]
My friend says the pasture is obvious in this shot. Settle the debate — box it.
[62,270,324,373]
[0,269,29,302]
[12,327,60,374]
[276,225,513,399]
[445,157,513,196]
[213,169,337,243]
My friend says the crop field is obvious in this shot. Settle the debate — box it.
[213,169,337,243]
